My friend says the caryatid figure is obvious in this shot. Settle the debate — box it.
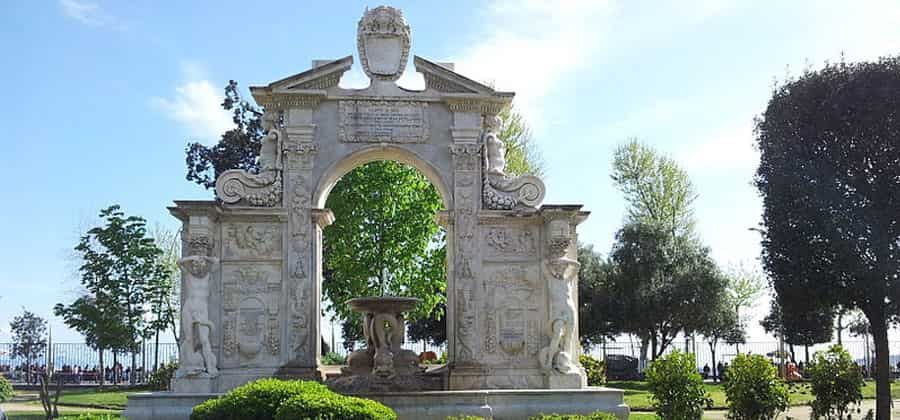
[178,238,220,377]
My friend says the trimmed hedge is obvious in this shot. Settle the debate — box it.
[275,391,396,420]
[190,378,395,420]
[0,374,13,402]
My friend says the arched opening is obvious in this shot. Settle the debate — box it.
[315,150,449,368]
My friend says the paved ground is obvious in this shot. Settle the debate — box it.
[700,400,900,419]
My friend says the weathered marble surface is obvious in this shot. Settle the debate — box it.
[164,5,597,396]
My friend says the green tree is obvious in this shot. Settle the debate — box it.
[611,139,697,239]
[9,309,47,384]
[324,161,446,336]
[54,294,125,388]
[608,221,727,360]
[55,205,165,385]
[697,296,745,382]
[576,243,621,351]
[496,105,544,177]
[185,80,264,189]
[760,298,833,363]
[724,263,764,354]
[755,56,900,419]
[609,140,729,362]
[147,225,180,370]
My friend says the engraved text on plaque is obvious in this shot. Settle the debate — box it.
[339,100,429,143]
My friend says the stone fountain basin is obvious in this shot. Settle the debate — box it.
[348,296,420,313]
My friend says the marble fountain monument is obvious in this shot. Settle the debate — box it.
[125,6,628,419]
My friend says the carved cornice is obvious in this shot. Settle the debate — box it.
[254,93,323,110]
[267,56,353,91]
[445,98,510,115]
[311,208,335,228]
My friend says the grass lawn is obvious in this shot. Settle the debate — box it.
[611,380,900,411]
[6,410,121,419]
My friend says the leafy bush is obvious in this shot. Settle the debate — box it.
[529,413,618,420]
[579,355,607,386]
[722,353,788,420]
[445,416,487,420]
[807,345,865,420]
[645,351,711,420]
[148,361,178,391]
[275,391,396,420]
[320,352,347,365]
[191,379,329,420]
[0,374,13,402]
[63,415,123,420]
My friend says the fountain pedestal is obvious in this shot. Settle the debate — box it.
[328,296,440,392]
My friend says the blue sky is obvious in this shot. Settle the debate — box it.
[1,0,899,343]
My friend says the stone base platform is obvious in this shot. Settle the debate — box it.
[125,387,628,420]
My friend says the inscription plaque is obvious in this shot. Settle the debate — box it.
[339,100,429,143]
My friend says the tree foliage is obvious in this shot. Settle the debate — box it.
[608,221,727,359]
[10,309,47,383]
[185,80,264,189]
[722,353,789,420]
[324,161,446,331]
[755,56,900,419]
[807,345,865,420]
[497,105,544,177]
[54,205,166,385]
[576,243,621,350]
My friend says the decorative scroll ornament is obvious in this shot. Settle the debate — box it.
[357,6,411,82]
[215,111,284,206]
[481,115,546,210]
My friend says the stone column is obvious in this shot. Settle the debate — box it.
[278,107,321,379]
[447,111,484,389]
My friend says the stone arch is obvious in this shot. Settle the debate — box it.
[312,144,452,210]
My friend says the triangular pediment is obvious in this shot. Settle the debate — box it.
[414,56,500,95]
[267,55,354,91]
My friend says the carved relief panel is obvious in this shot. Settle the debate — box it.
[221,262,283,368]
[481,263,543,366]
[223,223,282,260]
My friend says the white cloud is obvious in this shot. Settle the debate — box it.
[59,0,118,27]
[151,64,232,142]
[679,122,759,172]
[451,0,614,128]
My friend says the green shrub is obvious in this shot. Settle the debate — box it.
[148,361,178,391]
[446,416,487,420]
[320,352,347,365]
[722,353,788,420]
[275,391,396,420]
[191,379,328,420]
[807,345,865,420]
[579,354,607,386]
[529,412,618,420]
[62,415,123,420]
[645,351,711,420]
[0,374,13,402]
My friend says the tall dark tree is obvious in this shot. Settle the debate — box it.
[9,310,47,384]
[760,296,833,363]
[755,56,900,419]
